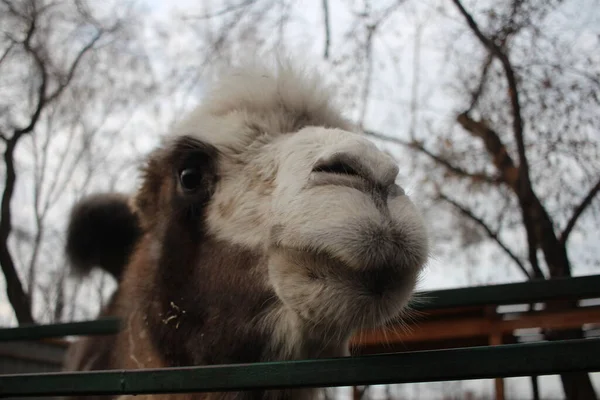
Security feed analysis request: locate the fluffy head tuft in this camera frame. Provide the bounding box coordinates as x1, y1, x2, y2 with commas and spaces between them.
172, 60, 354, 152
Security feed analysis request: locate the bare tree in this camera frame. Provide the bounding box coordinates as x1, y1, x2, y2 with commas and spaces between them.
0, 0, 592, 397
0, 0, 156, 324
363, 1, 599, 398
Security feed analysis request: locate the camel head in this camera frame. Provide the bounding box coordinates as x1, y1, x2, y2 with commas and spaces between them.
131, 63, 428, 352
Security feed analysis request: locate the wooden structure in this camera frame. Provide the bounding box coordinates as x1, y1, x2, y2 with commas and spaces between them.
350, 276, 600, 400
351, 304, 600, 399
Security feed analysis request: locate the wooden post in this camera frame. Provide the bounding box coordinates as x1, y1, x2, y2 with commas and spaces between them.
490, 333, 505, 400
486, 305, 505, 400
353, 386, 364, 400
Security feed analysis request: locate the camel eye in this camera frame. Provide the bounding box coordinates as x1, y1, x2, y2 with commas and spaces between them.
179, 168, 202, 193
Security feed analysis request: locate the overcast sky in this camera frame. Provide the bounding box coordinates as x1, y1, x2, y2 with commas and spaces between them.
1, 0, 598, 398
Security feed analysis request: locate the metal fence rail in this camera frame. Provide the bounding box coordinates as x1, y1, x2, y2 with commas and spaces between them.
1, 339, 599, 397
0, 275, 599, 397
1, 274, 598, 342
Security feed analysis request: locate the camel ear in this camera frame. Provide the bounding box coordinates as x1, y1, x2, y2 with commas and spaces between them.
134, 136, 219, 229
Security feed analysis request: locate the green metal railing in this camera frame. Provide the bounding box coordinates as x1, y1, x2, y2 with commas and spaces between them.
1, 275, 599, 397
1, 340, 600, 397
1, 274, 598, 342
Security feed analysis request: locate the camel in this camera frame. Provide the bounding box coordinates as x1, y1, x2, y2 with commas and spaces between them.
63, 61, 429, 400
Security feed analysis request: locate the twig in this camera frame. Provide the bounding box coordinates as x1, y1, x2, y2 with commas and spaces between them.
358, 24, 375, 129
438, 192, 532, 279
182, 0, 256, 20
322, 0, 331, 59
560, 176, 600, 244
0, 42, 15, 66
408, 23, 423, 140
468, 53, 493, 112
364, 130, 499, 185
46, 30, 103, 104
14, 17, 48, 138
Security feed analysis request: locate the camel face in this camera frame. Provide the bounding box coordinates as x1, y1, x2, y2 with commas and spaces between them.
192, 121, 428, 336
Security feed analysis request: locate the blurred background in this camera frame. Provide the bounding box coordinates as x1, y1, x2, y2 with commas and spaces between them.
0, 0, 599, 398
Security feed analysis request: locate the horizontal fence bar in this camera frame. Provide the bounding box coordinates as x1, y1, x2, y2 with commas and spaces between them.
416, 274, 600, 310
0, 317, 120, 341
1, 338, 599, 397
0, 275, 598, 342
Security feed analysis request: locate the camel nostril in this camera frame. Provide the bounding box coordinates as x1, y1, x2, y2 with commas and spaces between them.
311, 151, 399, 188
312, 159, 362, 178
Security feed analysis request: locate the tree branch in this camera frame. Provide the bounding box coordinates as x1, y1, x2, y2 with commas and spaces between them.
467, 53, 493, 112
322, 0, 331, 59
1, 138, 35, 324
364, 129, 500, 185
1, 0, 26, 19
14, 25, 103, 139
456, 112, 520, 190
46, 29, 103, 104
182, 0, 256, 20
358, 24, 375, 128
438, 192, 532, 279
0, 42, 15, 66
455, 112, 550, 279
452, 0, 531, 191
408, 22, 423, 140
13, 14, 47, 138
560, 176, 600, 244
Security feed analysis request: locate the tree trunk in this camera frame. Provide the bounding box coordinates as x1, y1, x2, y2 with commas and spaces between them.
560, 373, 598, 400
531, 375, 540, 400
545, 326, 597, 400
0, 245, 34, 324
1, 139, 35, 325
523, 193, 596, 399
